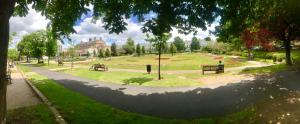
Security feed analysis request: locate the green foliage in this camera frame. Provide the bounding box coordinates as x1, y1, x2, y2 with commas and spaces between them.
204, 37, 212, 41
242, 64, 289, 74
105, 48, 111, 57
93, 50, 96, 57
45, 29, 57, 58
136, 44, 141, 56
67, 46, 76, 58
86, 51, 90, 57
110, 42, 118, 56
202, 42, 231, 54
173, 36, 186, 52
98, 49, 104, 58
18, 30, 48, 62
190, 37, 200, 52
8, 49, 19, 61
141, 46, 146, 55
17, 38, 31, 57
169, 43, 177, 56
123, 38, 135, 55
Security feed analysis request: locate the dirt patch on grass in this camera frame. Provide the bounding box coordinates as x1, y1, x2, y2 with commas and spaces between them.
199, 74, 255, 89
155, 57, 170, 60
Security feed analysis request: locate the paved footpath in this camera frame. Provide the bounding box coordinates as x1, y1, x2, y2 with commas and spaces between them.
7, 66, 41, 110
27, 65, 298, 119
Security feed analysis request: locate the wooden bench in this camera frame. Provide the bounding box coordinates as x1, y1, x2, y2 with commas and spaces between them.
202, 65, 224, 75
6, 69, 12, 84
89, 63, 108, 71
58, 60, 64, 66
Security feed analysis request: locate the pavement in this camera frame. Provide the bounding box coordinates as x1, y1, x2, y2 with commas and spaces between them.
26, 64, 296, 119
7, 66, 41, 110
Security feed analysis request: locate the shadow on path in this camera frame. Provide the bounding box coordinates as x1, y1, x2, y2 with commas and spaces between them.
26, 65, 300, 119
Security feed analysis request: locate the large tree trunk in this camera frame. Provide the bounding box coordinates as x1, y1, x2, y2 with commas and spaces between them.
0, 0, 16, 123
284, 39, 292, 65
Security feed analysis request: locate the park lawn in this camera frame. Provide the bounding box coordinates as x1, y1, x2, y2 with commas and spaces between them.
61, 68, 202, 87
7, 104, 57, 124
18, 65, 264, 124
85, 53, 249, 70
241, 64, 290, 74
20, 65, 215, 124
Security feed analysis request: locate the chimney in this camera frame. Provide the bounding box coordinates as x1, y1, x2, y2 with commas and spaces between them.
94, 37, 96, 41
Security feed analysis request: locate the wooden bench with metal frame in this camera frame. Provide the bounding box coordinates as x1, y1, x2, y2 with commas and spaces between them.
89, 63, 108, 71
202, 65, 224, 75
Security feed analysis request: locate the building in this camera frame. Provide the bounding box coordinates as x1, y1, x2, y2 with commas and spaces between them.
75, 37, 109, 56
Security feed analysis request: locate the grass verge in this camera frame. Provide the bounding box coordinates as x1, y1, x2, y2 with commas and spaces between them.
7, 104, 57, 124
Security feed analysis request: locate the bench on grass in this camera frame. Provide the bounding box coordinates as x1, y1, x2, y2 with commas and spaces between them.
89, 63, 108, 71
202, 65, 224, 75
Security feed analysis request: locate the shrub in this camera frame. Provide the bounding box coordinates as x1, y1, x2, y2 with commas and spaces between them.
272, 55, 277, 63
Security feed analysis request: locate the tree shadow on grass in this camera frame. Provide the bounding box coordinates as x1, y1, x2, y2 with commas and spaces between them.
28, 65, 300, 120
123, 77, 153, 85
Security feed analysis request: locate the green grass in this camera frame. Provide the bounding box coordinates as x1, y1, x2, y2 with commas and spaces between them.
61, 68, 202, 87
7, 104, 57, 124
84, 53, 249, 70
242, 64, 290, 74
19, 65, 216, 124
18, 65, 265, 124
240, 50, 300, 61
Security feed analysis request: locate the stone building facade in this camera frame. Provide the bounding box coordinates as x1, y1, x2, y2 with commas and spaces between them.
75, 37, 109, 56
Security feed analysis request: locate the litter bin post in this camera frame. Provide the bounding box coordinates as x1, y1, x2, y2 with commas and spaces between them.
146, 64, 151, 74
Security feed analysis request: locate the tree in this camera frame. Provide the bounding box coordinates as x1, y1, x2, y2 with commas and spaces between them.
173, 36, 186, 52
1, 0, 219, 121
105, 48, 111, 58
8, 49, 18, 61
111, 42, 118, 56
136, 44, 141, 56
146, 33, 171, 80
98, 49, 105, 58
169, 43, 177, 56
141, 46, 146, 55
17, 36, 32, 62
204, 37, 212, 41
86, 51, 90, 58
45, 30, 57, 65
29, 31, 47, 63
67, 45, 76, 70
123, 38, 135, 55
217, 0, 300, 65
93, 50, 96, 57
190, 37, 200, 52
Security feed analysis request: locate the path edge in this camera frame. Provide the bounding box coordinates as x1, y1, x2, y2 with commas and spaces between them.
16, 66, 67, 124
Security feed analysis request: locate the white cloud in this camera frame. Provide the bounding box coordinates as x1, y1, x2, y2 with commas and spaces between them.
70, 17, 147, 46
9, 8, 49, 47
71, 17, 217, 47
8, 6, 218, 49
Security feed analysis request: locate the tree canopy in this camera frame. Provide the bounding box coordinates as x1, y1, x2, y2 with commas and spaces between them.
173, 36, 186, 52
123, 38, 135, 55
216, 0, 300, 65
190, 37, 200, 52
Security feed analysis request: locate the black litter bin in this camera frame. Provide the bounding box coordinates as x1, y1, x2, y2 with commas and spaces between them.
146, 64, 151, 74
